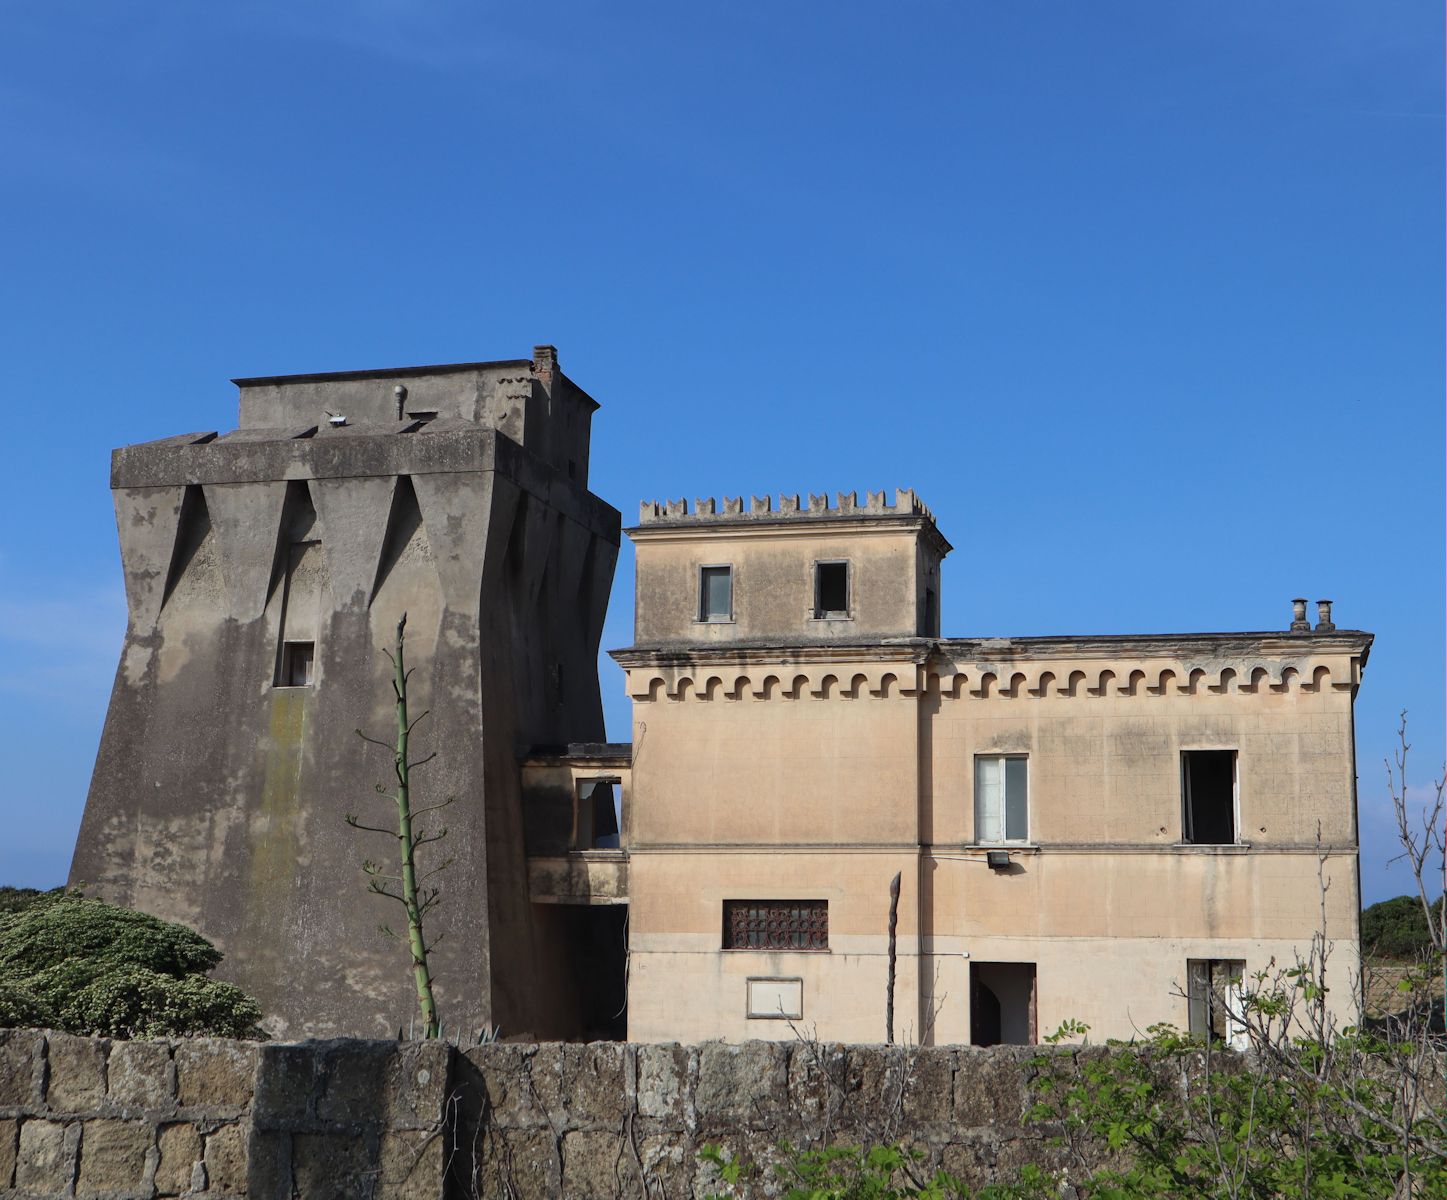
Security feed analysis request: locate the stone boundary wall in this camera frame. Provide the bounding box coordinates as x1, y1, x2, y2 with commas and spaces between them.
0, 1031, 1093, 1199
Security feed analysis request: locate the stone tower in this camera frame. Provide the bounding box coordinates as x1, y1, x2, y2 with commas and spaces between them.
70, 347, 620, 1039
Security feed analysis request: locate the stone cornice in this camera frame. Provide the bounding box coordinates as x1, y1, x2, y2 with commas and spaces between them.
611, 630, 1373, 671
612, 631, 1373, 702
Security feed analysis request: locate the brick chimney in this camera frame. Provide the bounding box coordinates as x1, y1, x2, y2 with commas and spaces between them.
533, 344, 558, 386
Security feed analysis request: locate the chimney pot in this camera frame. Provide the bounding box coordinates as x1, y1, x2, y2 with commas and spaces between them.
533, 345, 558, 375
1290, 598, 1311, 632
1315, 599, 1335, 632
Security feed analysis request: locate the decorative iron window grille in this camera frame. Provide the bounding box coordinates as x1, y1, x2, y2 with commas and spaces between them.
722, 900, 828, 951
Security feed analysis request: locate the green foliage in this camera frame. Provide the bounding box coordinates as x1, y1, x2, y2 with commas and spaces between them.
0, 892, 262, 1039
1360, 894, 1445, 960
0, 977, 56, 1029
1026, 1023, 1447, 1198
0, 886, 60, 915
0, 892, 221, 979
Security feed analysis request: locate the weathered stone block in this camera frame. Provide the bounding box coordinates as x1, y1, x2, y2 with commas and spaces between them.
252, 1043, 315, 1125
107, 1040, 174, 1110
560, 1129, 629, 1199
938, 1133, 999, 1192
46, 1033, 108, 1112
246, 1129, 291, 1200
465, 1044, 542, 1128
175, 1039, 259, 1111
900, 1047, 956, 1129
696, 1041, 788, 1129
75, 1119, 152, 1197
561, 1043, 627, 1128
378, 1130, 445, 1200
637, 1134, 691, 1198
991, 1129, 1074, 1182
0, 1030, 44, 1107
474, 1128, 557, 1198
155, 1122, 201, 1196
0, 1117, 18, 1190
516, 1043, 565, 1119
291, 1131, 374, 1199
386, 1041, 451, 1130
786, 1040, 851, 1134
203, 1122, 248, 1194
953, 1047, 1031, 1128
316, 1039, 393, 1125
15, 1120, 72, 1192
634, 1044, 688, 1123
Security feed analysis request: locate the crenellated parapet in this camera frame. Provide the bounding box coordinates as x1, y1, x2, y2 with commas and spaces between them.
637, 488, 936, 525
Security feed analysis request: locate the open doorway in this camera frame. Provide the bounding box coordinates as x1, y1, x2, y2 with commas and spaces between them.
970, 961, 1036, 1046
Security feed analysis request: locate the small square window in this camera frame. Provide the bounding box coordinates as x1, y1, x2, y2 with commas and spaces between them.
699, 565, 733, 622
975, 755, 1028, 842
813, 561, 850, 618
1187, 958, 1245, 1043
278, 641, 315, 688
1182, 750, 1236, 845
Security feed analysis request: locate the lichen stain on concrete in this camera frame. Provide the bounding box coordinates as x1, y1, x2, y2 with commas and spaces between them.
250, 689, 307, 900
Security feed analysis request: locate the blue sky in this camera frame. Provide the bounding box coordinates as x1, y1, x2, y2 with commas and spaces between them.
0, 1, 1440, 905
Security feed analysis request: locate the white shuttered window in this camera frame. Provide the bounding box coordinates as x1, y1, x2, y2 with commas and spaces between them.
975, 755, 1028, 842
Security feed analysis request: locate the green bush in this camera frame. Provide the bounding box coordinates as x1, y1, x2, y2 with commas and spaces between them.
1361, 893, 1445, 960
0, 892, 262, 1039
0, 978, 56, 1029
0, 886, 58, 915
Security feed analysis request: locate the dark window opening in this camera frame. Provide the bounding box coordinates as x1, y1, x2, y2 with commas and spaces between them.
278, 641, 315, 688
814, 561, 850, 618
971, 961, 1037, 1046
1188, 959, 1244, 1043
1183, 750, 1236, 844
924, 586, 939, 636
723, 900, 828, 951
573, 779, 620, 850
406, 410, 438, 424
699, 565, 732, 622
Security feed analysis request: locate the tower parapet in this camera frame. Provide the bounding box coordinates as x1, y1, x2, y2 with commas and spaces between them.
626, 487, 949, 648
638, 488, 936, 525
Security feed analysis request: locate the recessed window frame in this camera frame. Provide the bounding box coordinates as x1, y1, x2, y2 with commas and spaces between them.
571, 775, 623, 852
697, 563, 735, 623
1187, 958, 1246, 1045
811, 559, 852, 620
276, 640, 316, 689
1181, 749, 1239, 846
722, 899, 829, 952
974, 753, 1029, 844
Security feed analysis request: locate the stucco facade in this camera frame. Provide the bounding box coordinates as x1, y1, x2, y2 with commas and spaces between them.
614, 495, 1370, 1045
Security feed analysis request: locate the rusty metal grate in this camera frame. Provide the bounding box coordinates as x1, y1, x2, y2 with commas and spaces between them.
723, 900, 828, 951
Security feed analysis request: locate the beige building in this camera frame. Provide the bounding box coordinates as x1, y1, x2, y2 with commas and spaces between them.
607, 491, 1371, 1045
